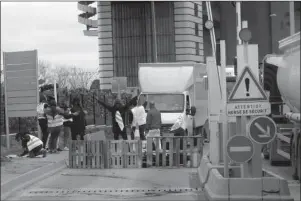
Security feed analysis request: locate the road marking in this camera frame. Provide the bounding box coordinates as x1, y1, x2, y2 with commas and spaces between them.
230, 146, 251, 152
254, 123, 271, 138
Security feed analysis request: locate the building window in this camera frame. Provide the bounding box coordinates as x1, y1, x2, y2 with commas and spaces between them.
195, 23, 199, 36
196, 42, 200, 55
194, 3, 198, 17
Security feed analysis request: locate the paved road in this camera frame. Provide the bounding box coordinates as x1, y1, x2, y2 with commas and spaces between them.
3, 142, 299, 201
6, 168, 207, 201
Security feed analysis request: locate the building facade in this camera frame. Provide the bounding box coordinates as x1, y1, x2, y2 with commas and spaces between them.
78, 1, 300, 89
79, 1, 204, 89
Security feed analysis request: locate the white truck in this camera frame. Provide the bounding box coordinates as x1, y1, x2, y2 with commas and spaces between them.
138, 63, 208, 136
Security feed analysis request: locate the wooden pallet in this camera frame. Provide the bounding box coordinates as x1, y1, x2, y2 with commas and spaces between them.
68, 136, 203, 169
69, 140, 105, 169
145, 136, 203, 168
107, 140, 142, 168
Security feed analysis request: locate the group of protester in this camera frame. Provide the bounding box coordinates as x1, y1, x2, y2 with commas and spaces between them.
16, 92, 163, 158
15, 94, 87, 158
97, 95, 162, 145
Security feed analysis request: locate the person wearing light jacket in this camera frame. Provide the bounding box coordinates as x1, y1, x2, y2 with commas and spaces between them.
130, 100, 147, 140
15, 132, 47, 158
44, 99, 72, 153
37, 94, 49, 149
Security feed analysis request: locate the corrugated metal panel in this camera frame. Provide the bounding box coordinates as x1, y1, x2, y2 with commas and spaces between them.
112, 2, 175, 87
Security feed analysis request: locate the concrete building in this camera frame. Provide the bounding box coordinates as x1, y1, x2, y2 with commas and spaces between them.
78, 1, 300, 89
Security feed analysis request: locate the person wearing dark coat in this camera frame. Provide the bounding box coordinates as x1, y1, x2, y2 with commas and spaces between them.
97, 96, 138, 140
70, 97, 87, 141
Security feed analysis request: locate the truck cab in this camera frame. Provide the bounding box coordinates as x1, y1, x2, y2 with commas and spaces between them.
139, 91, 193, 135
137, 63, 208, 136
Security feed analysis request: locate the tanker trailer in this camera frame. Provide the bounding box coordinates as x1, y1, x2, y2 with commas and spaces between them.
262, 32, 300, 181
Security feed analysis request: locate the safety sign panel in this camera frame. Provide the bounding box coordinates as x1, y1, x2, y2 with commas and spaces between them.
248, 116, 277, 145
227, 66, 271, 116
227, 135, 254, 163
227, 102, 271, 116
228, 67, 268, 102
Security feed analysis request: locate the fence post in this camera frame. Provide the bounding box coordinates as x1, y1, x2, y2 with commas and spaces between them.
93, 92, 96, 125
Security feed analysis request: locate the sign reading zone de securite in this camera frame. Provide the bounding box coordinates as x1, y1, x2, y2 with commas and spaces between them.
227, 102, 271, 116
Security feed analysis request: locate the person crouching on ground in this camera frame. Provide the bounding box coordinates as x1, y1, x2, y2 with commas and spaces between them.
15, 131, 47, 158
44, 99, 69, 153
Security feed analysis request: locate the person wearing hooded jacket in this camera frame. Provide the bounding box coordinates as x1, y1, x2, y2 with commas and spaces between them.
97, 96, 137, 140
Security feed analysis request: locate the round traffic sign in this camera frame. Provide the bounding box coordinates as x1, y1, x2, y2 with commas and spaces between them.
239, 28, 252, 42
205, 20, 214, 30
248, 116, 277, 145
227, 135, 254, 163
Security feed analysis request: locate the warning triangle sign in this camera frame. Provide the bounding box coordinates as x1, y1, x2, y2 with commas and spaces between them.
228, 67, 268, 102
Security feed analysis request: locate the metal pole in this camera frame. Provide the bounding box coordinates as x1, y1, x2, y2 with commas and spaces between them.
93, 92, 96, 125
54, 80, 57, 103
220, 40, 229, 178
151, 1, 158, 62
104, 94, 107, 125
0, 69, 2, 135
241, 20, 250, 178
206, 1, 216, 58
3, 53, 10, 149
236, 2, 242, 45
289, 1, 295, 36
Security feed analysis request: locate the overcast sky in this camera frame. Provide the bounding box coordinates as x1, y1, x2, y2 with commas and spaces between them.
1, 2, 98, 71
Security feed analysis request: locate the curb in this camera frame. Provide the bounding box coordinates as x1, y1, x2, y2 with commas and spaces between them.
1, 158, 66, 200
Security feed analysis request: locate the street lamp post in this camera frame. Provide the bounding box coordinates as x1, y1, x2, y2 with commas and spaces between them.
151, 1, 158, 63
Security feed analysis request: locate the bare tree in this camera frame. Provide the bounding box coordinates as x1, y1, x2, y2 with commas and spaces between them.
38, 60, 52, 82
68, 67, 95, 90
52, 65, 71, 89
38, 60, 94, 90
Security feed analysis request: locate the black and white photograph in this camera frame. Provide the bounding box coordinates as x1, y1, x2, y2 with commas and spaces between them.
0, 1, 300, 200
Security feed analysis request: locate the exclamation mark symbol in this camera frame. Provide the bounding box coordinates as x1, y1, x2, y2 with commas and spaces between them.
245, 78, 250, 97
